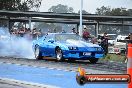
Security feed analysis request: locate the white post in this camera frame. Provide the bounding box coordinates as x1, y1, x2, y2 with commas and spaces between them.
29, 17, 31, 30
79, 0, 83, 36
96, 21, 99, 37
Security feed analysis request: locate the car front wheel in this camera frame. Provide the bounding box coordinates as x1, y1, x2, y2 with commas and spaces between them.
35, 46, 42, 60
56, 48, 63, 61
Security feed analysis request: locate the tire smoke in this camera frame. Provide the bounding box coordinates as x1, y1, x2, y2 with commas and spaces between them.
0, 27, 35, 59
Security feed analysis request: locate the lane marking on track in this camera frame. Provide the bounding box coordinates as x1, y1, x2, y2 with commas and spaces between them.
0, 62, 76, 73
0, 77, 60, 88
0, 59, 125, 74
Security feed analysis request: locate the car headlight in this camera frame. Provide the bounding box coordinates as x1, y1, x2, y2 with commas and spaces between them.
68, 46, 78, 50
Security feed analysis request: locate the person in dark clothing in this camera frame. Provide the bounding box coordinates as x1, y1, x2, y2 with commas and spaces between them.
125, 33, 132, 40
32, 28, 38, 40
101, 32, 110, 55
71, 28, 77, 34
18, 28, 25, 37
37, 29, 42, 38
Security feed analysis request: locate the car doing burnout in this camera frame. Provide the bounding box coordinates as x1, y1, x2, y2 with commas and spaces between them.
32, 33, 104, 63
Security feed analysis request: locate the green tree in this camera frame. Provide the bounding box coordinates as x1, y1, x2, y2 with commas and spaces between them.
96, 6, 111, 15
78, 10, 90, 14
25, 0, 42, 11
96, 6, 130, 16
0, 0, 42, 11
128, 9, 132, 16
96, 6, 131, 34
110, 8, 129, 16
35, 4, 75, 33
48, 4, 74, 13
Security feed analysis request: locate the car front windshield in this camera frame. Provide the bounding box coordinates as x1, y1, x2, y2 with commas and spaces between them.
55, 34, 84, 42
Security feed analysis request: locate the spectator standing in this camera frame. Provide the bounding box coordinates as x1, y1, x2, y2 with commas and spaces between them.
62, 29, 66, 33
37, 29, 42, 38
101, 32, 110, 55
125, 33, 132, 40
18, 28, 25, 37
82, 28, 90, 41
71, 28, 76, 34
91, 35, 98, 44
32, 28, 38, 40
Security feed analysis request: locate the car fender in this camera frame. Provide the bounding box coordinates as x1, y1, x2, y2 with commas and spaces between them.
55, 43, 69, 51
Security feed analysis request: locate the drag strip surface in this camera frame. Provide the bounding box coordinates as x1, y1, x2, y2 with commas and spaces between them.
0, 62, 127, 88
0, 56, 126, 74
0, 77, 58, 88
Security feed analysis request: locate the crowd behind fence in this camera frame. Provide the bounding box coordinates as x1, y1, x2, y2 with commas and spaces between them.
10, 27, 43, 40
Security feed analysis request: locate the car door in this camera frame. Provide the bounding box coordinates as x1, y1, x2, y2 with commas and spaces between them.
44, 34, 56, 56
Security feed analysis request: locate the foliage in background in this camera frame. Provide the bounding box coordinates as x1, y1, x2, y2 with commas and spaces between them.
0, 0, 42, 28
36, 5, 132, 34
96, 6, 132, 16
101, 54, 126, 63
0, 0, 42, 11
35, 4, 76, 33
78, 10, 90, 14
96, 6, 132, 35
48, 4, 74, 13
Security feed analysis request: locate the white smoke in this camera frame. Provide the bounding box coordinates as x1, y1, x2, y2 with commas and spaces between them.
0, 27, 35, 59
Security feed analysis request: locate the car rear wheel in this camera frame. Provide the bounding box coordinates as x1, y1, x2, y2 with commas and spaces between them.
35, 46, 42, 60
89, 58, 99, 64
56, 48, 63, 61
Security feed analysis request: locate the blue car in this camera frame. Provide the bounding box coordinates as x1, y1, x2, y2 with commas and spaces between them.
32, 33, 104, 63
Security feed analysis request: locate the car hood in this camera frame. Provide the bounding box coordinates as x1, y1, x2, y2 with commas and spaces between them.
114, 42, 126, 46
108, 40, 115, 44
57, 39, 100, 47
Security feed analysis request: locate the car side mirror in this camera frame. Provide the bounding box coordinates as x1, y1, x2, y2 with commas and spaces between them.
48, 39, 54, 43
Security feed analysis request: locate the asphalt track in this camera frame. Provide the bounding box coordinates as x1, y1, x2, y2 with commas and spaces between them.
0, 56, 127, 74
0, 61, 127, 88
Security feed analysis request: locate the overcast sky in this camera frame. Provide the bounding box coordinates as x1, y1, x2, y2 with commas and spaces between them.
39, 0, 132, 13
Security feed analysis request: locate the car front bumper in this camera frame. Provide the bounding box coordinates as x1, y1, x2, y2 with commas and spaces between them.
62, 50, 104, 59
